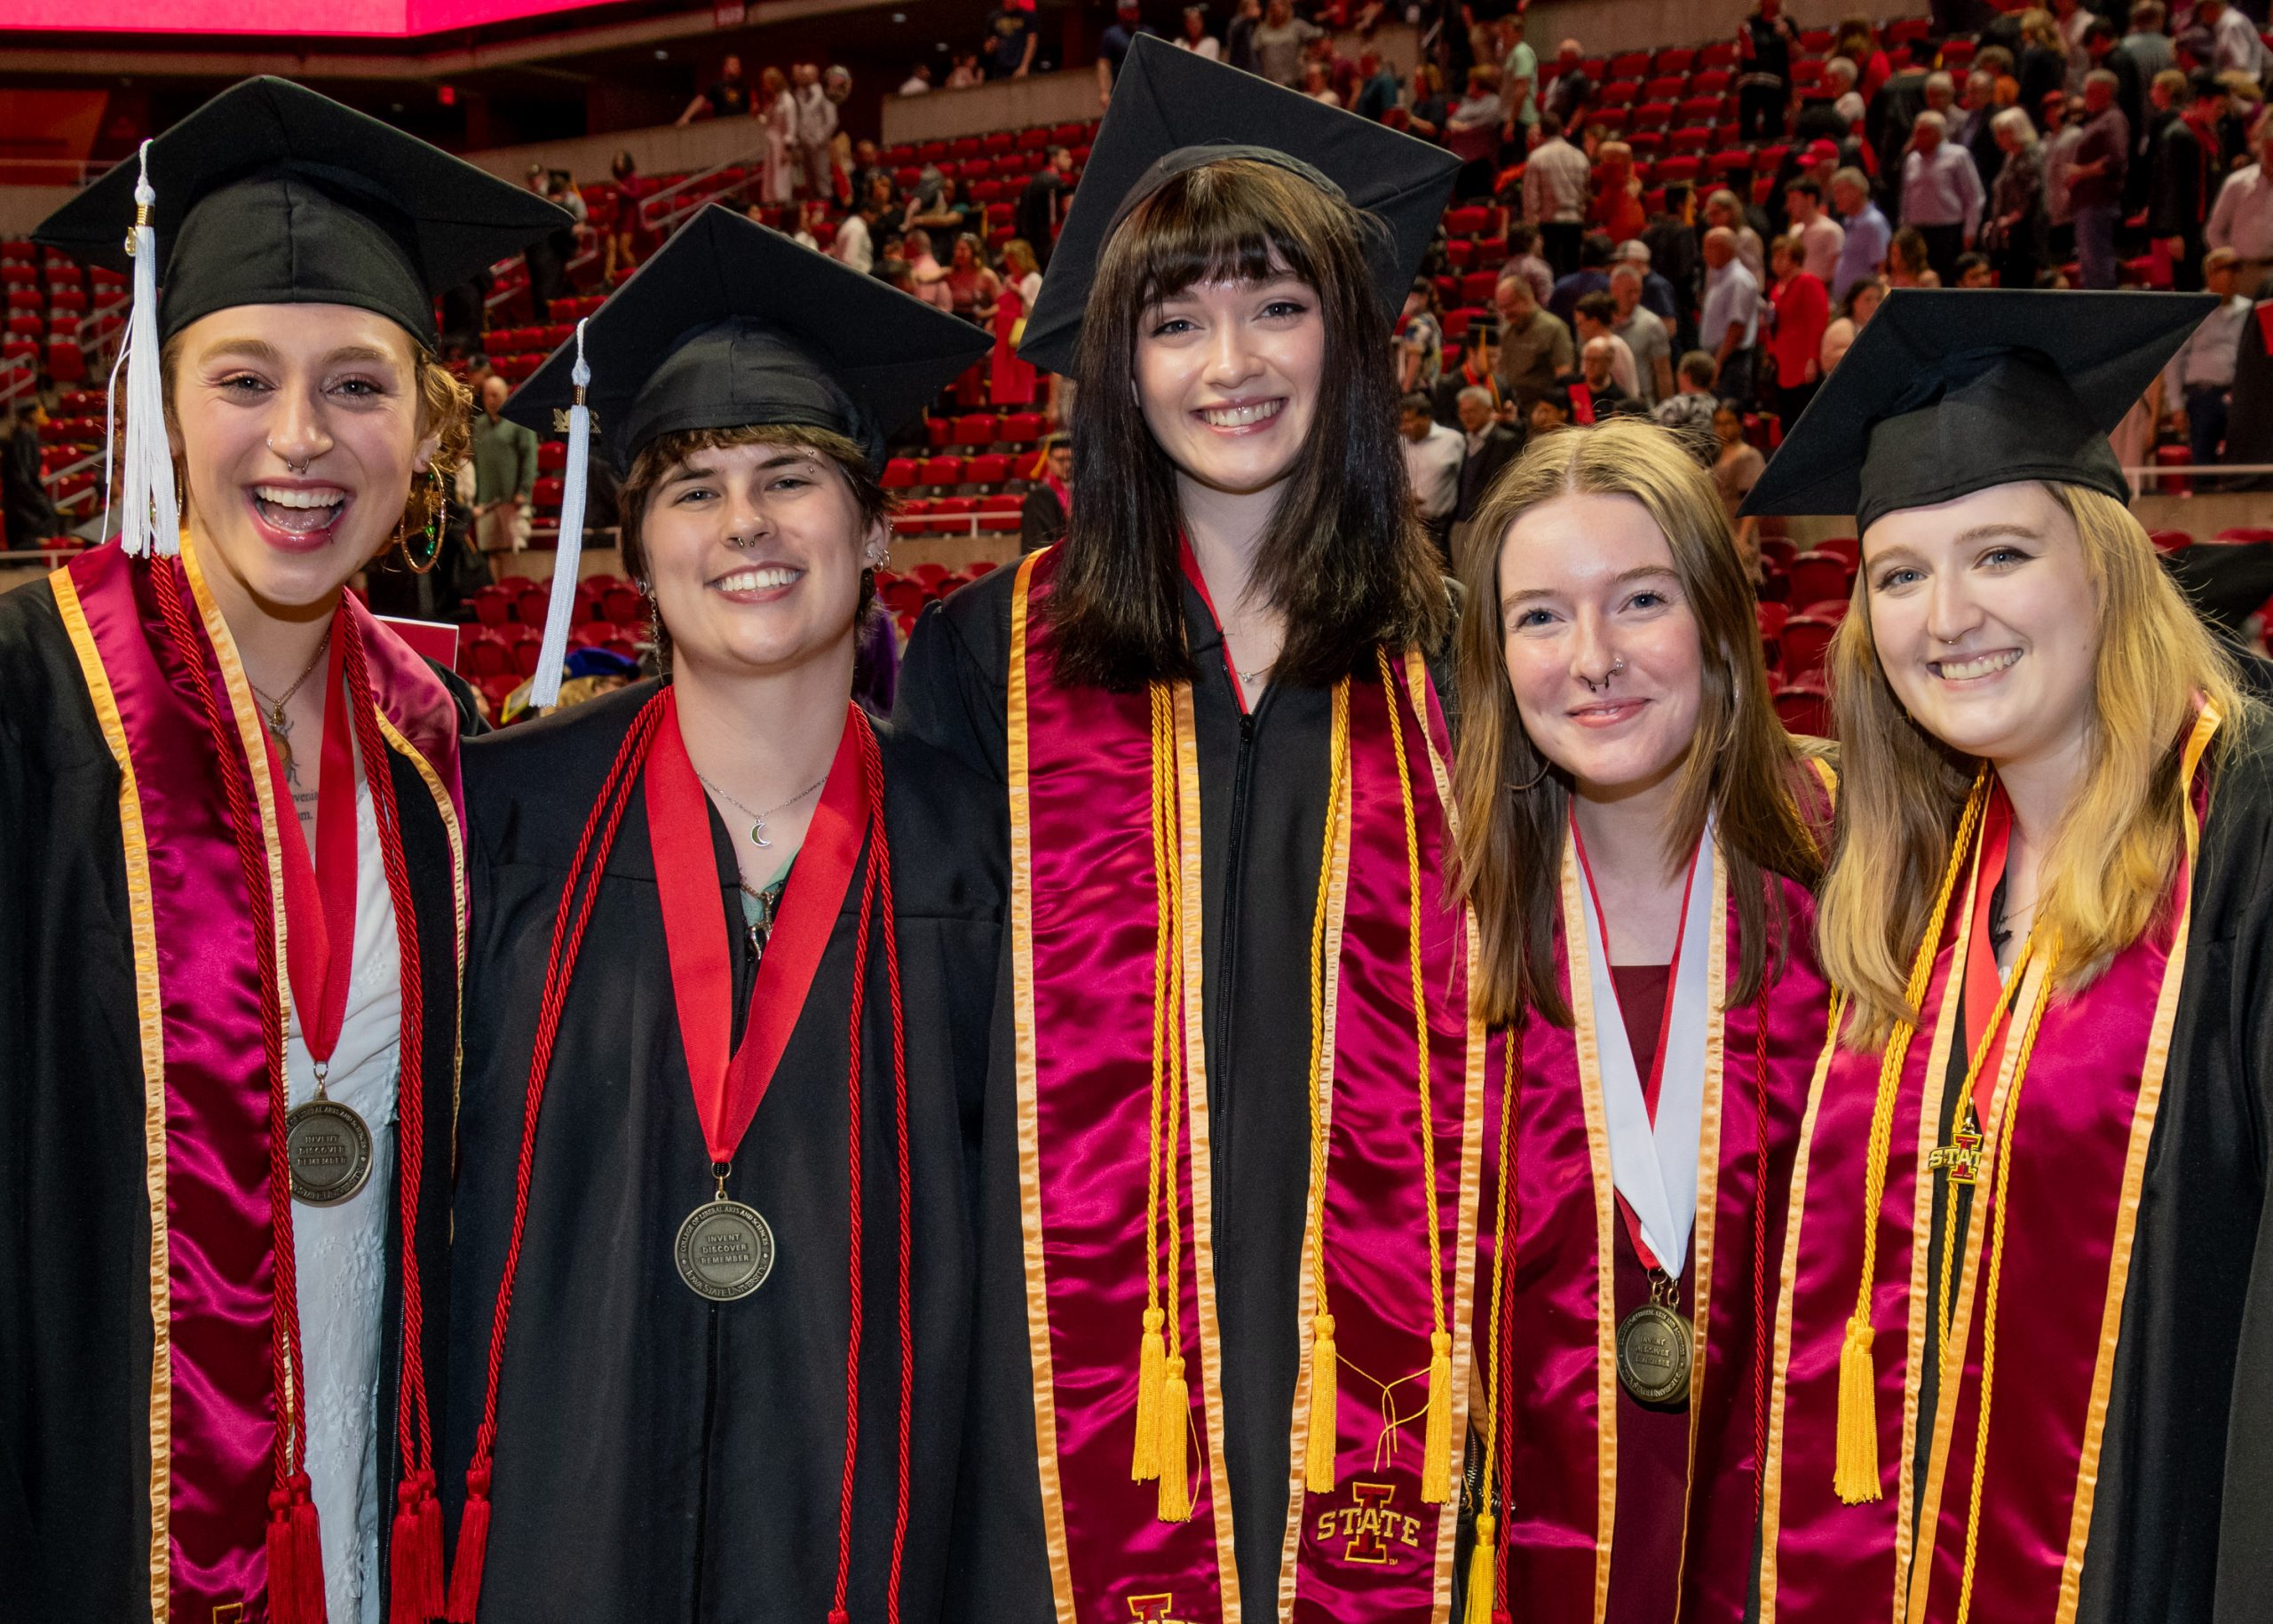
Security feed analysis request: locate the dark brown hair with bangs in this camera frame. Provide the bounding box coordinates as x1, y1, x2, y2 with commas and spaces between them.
616, 422, 891, 670
1046, 158, 1449, 691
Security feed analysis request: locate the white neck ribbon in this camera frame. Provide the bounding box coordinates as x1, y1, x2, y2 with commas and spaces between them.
1572, 816, 1717, 1280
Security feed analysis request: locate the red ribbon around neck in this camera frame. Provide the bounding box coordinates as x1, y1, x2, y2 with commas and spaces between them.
1571, 814, 1704, 1276
643, 687, 873, 1168
1961, 784, 2018, 1120
265, 618, 359, 1071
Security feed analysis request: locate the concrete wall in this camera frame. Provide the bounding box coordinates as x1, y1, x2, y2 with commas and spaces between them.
0, 186, 81, 239
880, 22, 1422, 147
1522, 0, 1926, 58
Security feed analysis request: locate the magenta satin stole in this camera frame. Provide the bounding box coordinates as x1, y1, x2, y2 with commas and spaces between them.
62, 543, 462, 1620
1505, 844, 1828, 1624
1009, 550, 1489, 1623
1764, 751, 2209, 1624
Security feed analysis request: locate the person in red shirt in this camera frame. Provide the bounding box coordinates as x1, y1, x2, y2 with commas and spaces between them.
1591, 139, 1648, 244
1763, 233, 1830, 429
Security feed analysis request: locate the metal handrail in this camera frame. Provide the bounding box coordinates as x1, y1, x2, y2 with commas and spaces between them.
638, 145, 774, 237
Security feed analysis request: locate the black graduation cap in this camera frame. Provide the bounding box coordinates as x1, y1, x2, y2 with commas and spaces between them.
36, 76, 567, 350
1017, 33, 1459, 376
505, 203, 993, 473
1742, 289, 2217, 532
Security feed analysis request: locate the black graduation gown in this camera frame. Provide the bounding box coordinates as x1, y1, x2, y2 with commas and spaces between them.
1891, 714, 2273, 1624
2087, 716, 2273, 1622
0, 575, 465, 1622
442, 679, 1001, 1622
891, 564, 1456, 1620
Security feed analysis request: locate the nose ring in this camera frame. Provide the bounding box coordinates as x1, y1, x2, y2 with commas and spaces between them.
266, 436, 309, 476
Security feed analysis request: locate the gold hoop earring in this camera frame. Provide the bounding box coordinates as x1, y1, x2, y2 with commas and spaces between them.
399, 464, 447, 574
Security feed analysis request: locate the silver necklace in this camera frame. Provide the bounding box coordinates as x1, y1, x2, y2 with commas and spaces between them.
696, 771, 828, 848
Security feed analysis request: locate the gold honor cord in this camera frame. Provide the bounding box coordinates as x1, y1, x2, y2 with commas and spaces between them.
1467, 1035, 1518, 1624
1836, 770, 1990, 1504
1951, 933, 2060, 1624
1132, 681, 1194, 1520
1377, 646, 1456, 1505
1303, 679, 1354, 1496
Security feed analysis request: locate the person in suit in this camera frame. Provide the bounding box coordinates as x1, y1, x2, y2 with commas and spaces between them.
1453, 383, 1525, 522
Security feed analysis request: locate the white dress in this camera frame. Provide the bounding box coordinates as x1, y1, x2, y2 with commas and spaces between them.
763, 90, 797, 205
284, 771, 401, 1624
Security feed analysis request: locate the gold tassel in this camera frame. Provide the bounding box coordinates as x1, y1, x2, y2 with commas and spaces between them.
1834, 1313, 1881, 1503
1464, 1514, 1498, 1624
1304, 1312, 1339, 1494
1422, 1330, 1453, 1503
1132, 1307, 1166, 1482
1156, 1356, 1192, 1522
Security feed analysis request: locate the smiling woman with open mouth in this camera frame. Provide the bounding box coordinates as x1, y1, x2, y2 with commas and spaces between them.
1746, 288, 2273, 1624
0, 77, 564, 1624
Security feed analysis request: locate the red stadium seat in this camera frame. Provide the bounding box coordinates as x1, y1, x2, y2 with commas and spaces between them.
882, 457, 921, 490
917, 455, 964, 487
965, 453, 1013, 486
1813, 535, 1859, 570
601, 585, 645, 624
1778, 616, 1837, 678
953, 414, 1000, 447
1773, 681, 1830, 737
998, 412, 1048, 444
537, 440, 567, 471
1786, 551, 1850, 607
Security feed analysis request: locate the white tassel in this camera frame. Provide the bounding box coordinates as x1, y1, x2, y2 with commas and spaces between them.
115, 139, 178, 558
529, 318, 591, 709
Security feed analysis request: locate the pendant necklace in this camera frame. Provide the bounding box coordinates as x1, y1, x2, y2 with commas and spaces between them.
739, 875, 788, 959
248, 625, 334, 784
696, 769, 828, 849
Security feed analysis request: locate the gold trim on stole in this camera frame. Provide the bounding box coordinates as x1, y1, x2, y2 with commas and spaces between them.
1170, 679, 1244, 1617
1903, 944, 2048, 1624
1005, 553, 1080, 1622
1557, 844, 1624, 1624
376, 714, 470, 1197
1889, 847, 1982, 1624
179, 536, 306, 1440
1670, 845, 1733, 1602
1754, 991, 1850, 1623
1404, 648, 1485, 1624
1276, 687, 1356, 1620
51, 564, 174, 1623
2052, 705, 2217, 1621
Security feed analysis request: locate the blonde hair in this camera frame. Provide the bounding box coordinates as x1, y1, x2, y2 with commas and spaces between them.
1817, 481, 2252, 1042
1450, 418, 1829, 1026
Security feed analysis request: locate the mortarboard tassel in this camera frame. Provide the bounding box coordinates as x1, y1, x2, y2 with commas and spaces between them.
529, 319, 592, 709
110, 139, 179, 558
1156, 1355, 1192, 1523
